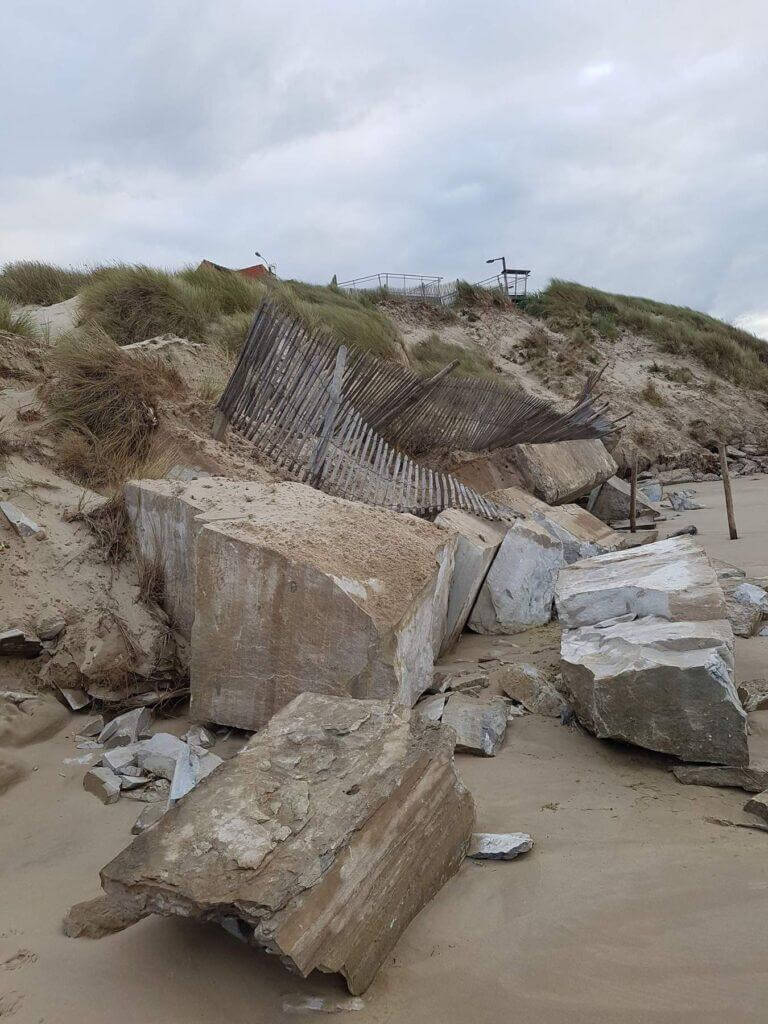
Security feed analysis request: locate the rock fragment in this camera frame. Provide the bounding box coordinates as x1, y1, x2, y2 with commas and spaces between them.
492, 663, 566, 717
0, 500, 46, 539
441, 693, 508, 756
736, 679, 768, 713
468, 833, 533, 860
131, 801, 168, 834
98, 708, 152, 749
0, 628, 42, 658
135, 732, 188, 780
591, 476, 661, 524
184, 725, 215, 749
672, 762, 768, 793
56, 687, 91, 712
83, 767, 121, 804
416, 694, 447, 723
63, 895, 148, 938
723, 582, 768, 638
512, 439, 617, 505
100, 693, 475, 995
468, 520, 563, 635
744, 791, 768, 824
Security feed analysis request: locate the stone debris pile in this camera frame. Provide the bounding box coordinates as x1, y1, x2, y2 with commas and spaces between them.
93, 694, 475, 995
556, 536, 748, 766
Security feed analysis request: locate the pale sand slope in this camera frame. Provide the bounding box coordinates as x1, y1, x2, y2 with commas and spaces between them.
1, 476, 768, 1023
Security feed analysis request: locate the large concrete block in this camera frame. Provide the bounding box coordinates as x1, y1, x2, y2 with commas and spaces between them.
560, 616, 747, 765
100, 694, 475, 995
434, 509, 508, 654
191, 485, 456, 730
487, 485, 623, 564
448, 448, 525, 493
124, 477, 275, 638
555, 537, 727, 628
467, 520, 563, 635
513, 440, 617, 505
591, 475, 661, 525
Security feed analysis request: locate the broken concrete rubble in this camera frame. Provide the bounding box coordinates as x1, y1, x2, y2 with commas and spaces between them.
662, 489, 704, 512
468, 519, 563, 635
512, 439, 617, 505
591, 476, 661, 525
63, 895, 149, 938
98, 708, 151, 749
555, 536, 727, 628
493, 662, 566, 717
0, 628, 42, 658
467, 833, 533, 860
736, 679, 768, 713
560, 616, 747, 765
672, 762, 768, 793
723, 581, 768, 638
744, 791, 768, 823
0, 500, 46, 539
486, 485, 623, 564
99, 693, 475, 995
434, 509, 508, 654
83, 767, 122, 804
441, 693, 508, 756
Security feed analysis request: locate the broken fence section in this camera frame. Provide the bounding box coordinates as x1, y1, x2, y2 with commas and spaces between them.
215, 303, 616, 520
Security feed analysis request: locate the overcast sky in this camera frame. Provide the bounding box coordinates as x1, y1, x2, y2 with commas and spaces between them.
2, 1, 767, 335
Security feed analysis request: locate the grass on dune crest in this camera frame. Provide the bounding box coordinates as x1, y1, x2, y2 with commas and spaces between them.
0, 298, 39, 339
0, 260, 96, 306
521, 279, 768, 392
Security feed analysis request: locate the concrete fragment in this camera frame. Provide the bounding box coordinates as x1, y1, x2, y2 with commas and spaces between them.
591, 476, 661, 524
63, 895, 149, 938
555, 537, 727, 628
468, 520, 563, 635
122, 779, 170, 803
737, 679, 768, 712
190, 484, 455, 730
100, 746, 139, 774
492, 662, 566, 717
441, 693, 507, 756
120, 774, 149, 791
83, 767, 122, 804
712, 560, 746, 581
184, 725, 215, 749
135, 733, 188, 780
638, 480, 663, 503
724, 582, 768, 638
468, 833, 533, 860
672, 762, 768, 793
0, 628, 42, 658
192, 751, 223, 784
283, 996, 365, 1014
169, 746, 196, 803
0, 500, 46, 539
79, 715, 104, 738
56, 687, 91, 711
487, 485, 623, 564
434, 509, 508, 654
662, 489, 704, 512
512, 439, 617, 505
744, 791, 768, 823
416, 693, 447, 722
131, 800, 168, 834
560, 616, 747, 765
98, 707, 152, 749
431, 666, 489, 693
100, 693, 475, 995
37, 615, 66, 640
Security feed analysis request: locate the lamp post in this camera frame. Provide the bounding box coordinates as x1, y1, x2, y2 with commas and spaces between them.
255, 250, 276, 275
486, 256, 508, 296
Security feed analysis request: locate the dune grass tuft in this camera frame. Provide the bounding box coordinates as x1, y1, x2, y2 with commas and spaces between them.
0, 298, 39, 339
42, 326, 186, 487
0, 260, 94, 306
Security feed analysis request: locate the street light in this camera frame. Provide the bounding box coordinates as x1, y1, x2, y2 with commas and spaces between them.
255, 250, 276, 275
486, 255, 508, 295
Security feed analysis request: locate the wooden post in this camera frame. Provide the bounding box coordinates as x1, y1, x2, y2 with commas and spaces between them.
629, 455, 638, 533
310, 346, 347, 486
211, 409, 229, 441
718, 443, 738, 540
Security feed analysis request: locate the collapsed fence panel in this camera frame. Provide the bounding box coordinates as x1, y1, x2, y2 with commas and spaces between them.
216, 303, 620, 520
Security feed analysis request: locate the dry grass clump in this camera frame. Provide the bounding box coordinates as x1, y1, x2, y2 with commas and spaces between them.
0, 260, 94, 306
207, 310, 254, 355
179, 264, 266, 318
42, 326, 186, 487
0, 299, 39, 339
78, 265, 207, 346
641, 379, 666, 406
409, 332, 496, 378
66, 493, 132, 564
523, 279, 768, 392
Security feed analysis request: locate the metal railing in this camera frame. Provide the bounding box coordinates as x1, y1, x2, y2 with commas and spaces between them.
337, 269, 530, 306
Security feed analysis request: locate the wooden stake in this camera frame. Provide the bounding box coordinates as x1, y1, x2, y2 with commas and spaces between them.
629, 455, 638, 533
211, 409, 229, 441
719, 443, 738, 540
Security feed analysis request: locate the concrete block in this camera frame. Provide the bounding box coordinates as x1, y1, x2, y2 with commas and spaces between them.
191, 484, 456, 731
83, 766, 121, 804
513, 439, 617, 505
591, 475, 661, 524
468, 520, 563, 635
441, 693, 507, 756
434, 509, 508, 654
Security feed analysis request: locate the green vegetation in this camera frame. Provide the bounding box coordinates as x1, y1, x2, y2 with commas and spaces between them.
521, 279, 768, 391
0, 260, 94, 306
0, 298, 38, 339
409, 332, 497, 379
43, 326, 185, 487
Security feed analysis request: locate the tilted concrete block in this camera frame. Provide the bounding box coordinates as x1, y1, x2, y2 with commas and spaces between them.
191, 485, 455, 730
555, 537, 727, 628
434, 509, 508, 655
513, 439, 617, 505
468, 519, 563, 635
591, 475, 661, 525
100, 694, 475, 995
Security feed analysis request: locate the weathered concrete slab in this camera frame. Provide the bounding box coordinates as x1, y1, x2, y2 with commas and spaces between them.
468, 520, 563, 635
448, 447, 525, 494
434, 509, 508, 654
467, 833, 533, 860
555, 537, 727, 628
591, 476, 661, 525
191, 485, 455, 730
487, 485, 623, 564
441, 693, 507, 755
100, 694, 475, 995
560, 616, 747, 765
672, 762, 768, 793
513, 440, 617, 505
744, 791, 768, 823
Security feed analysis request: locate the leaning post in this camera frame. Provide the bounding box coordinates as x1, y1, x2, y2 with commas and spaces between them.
629, 455, 638, 533
718, 443, 738, 540
211, 409, 229, 441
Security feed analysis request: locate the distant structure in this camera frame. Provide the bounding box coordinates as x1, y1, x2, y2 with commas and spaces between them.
197, 259, 273, 280
337, 264, 531, 306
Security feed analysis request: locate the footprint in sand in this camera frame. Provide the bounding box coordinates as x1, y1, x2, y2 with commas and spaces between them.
0, 991, 23, 1017
0, 950, 37, 972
